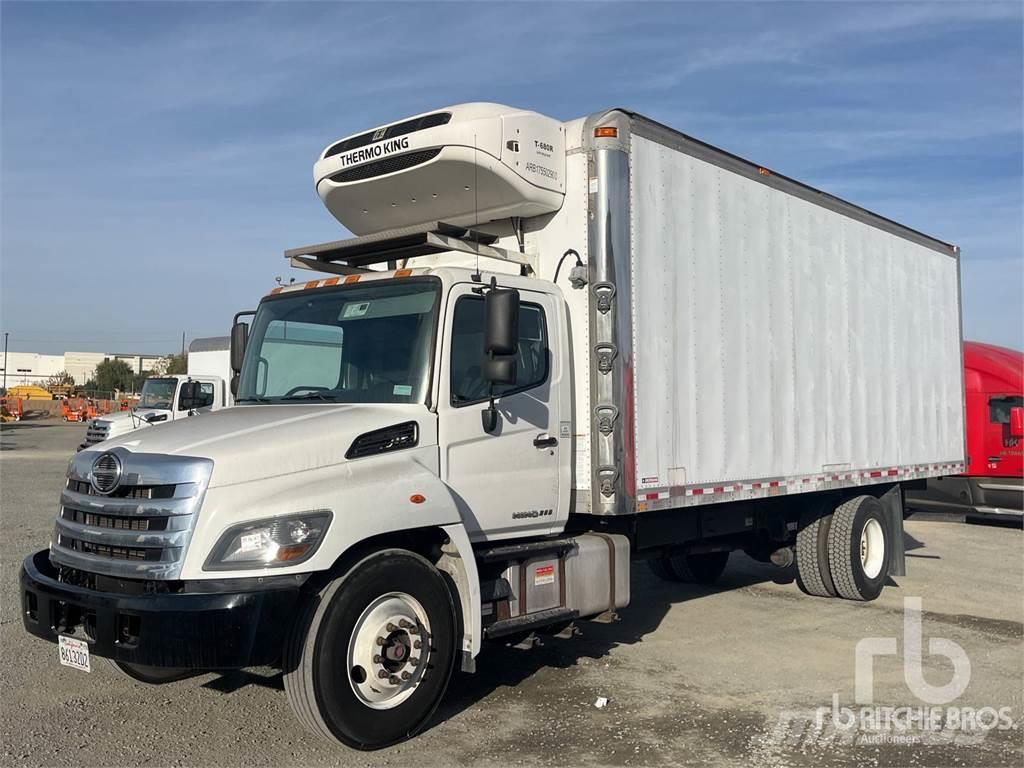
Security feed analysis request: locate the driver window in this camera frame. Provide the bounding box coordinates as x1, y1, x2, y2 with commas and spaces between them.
450, 296, 548, 406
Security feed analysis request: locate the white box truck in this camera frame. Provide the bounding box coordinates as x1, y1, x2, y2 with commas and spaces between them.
80, 336, 233, 449
21, 104, 965, 749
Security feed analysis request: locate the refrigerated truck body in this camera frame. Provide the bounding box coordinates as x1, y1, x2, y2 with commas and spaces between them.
21, 103, 965, 749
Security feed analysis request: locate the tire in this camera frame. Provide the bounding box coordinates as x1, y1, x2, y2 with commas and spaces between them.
796, 503, 838, 598
828, 495, 891, 601
649, 550, 730, 584
108, 659, 194, 684
284, 550, 457, 750
646, 557, 674, 581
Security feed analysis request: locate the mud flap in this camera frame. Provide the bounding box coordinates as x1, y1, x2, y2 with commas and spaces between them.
880, 484, 906, 578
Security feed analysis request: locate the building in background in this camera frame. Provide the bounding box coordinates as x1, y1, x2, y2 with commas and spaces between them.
1, 350, 167, 387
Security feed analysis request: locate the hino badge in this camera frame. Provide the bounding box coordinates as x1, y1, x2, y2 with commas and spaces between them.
20, 103, 966, 750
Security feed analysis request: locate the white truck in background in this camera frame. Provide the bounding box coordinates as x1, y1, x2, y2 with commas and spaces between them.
22, 103, 965, 750
81, 337, 233, 448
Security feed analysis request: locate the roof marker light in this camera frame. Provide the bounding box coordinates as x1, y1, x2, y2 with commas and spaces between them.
594, 127, 618, 138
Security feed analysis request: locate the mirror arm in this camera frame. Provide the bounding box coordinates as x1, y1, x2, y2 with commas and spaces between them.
481, 370, 499, 433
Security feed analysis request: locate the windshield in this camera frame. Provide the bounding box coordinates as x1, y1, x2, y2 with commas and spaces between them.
138, 378, 177, 409
236, 278, 440, 404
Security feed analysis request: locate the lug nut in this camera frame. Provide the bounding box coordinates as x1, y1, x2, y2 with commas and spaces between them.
389, 675, 400, 685
401, 671, 411, 680
409, 657, 420, 667
375, 636, 386, 646
373, 654, 383, 664
377, 669, 389, 679
413, 640, 422, 649
386, 622, 398, 632
399, 619, 413, 629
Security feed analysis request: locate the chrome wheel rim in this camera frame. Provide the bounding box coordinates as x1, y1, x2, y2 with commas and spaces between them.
347, 592, 430, 710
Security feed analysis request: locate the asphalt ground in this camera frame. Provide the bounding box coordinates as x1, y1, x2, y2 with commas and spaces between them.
1, 420, 1021, 767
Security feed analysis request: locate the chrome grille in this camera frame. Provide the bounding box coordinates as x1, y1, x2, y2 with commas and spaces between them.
61, 508, 168, 531
67, 479, 175, 499
50, 448, 213, 580
85, 422, 111, 444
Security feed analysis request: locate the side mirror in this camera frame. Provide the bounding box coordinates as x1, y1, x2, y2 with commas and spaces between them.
483, 287, 519, 356
1010, 406, 1024, 438
230, 321, 248, 374
479, 283, 520, 433
481, 356, 517, 386
178, 381, 201, 411
144, 413, 169, 424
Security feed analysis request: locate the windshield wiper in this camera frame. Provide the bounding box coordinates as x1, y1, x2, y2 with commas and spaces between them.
280, 392, 339, 402
236, 396, 271, 403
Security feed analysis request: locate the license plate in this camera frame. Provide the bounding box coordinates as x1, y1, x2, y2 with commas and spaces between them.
58, 635, 91, 672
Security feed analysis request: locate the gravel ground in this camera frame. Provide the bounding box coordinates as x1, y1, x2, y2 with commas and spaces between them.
1, 420, 1021, 767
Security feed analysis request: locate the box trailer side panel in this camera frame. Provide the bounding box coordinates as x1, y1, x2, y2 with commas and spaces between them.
629, 131, 965, 505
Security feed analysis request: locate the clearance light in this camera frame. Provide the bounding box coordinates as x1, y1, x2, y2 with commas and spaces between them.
344, 275, 361, 284
410, 494, 426, 505
594, 127, 618, 138
394, 268, 413, 278
758, 167, 771, 177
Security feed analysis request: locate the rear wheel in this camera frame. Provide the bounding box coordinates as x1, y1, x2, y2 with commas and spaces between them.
796, 502, 838, 598
648, 550, 730, 584
284, 550, 457, 750
828, 495, 891, 601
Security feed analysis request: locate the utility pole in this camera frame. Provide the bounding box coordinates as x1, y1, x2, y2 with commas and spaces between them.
181, 331, 185, 358
2, 332, 8, 393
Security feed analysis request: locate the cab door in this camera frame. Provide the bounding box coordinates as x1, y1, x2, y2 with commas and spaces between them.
438, 283, 568, 541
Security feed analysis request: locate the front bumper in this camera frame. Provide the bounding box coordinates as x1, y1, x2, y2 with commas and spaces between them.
20, 550, 308, 669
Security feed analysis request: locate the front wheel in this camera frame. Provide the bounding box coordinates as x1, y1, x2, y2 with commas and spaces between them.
284, 550, 457, 750
108, 660, 194, 684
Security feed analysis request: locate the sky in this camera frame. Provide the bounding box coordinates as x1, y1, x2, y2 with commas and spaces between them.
1, 0, 1021, 356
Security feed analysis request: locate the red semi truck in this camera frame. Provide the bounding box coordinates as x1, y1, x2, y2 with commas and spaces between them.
906, 341, 1023, 523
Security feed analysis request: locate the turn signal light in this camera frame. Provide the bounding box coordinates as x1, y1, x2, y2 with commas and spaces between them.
275, 544, 313, 562
410, 494, 426, 505
594, 127, 618, 138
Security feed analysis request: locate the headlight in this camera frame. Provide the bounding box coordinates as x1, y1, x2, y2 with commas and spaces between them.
203, 511, 332, 571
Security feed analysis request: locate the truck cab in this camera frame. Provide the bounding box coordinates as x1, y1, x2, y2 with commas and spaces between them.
906, 342, 1023, 522
81, 373, 227, 449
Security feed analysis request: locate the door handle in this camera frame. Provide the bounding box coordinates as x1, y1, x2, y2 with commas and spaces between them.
533, 434, 558, 449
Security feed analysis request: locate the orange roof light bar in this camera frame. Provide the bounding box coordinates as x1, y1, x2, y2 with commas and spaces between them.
394, 268, 413, 278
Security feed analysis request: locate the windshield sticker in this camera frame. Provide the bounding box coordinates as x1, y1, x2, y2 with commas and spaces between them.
393, 384, 413, 396
341, 301, 370, 319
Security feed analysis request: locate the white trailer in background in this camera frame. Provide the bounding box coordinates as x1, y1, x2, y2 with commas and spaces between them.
22, 104, 964, 750
81, 337, 232, 448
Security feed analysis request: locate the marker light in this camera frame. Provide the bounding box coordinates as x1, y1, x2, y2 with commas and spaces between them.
594, 127, 618, 138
